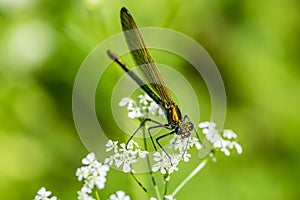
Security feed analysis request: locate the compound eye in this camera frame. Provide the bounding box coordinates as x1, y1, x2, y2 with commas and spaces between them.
184, 122, 194, 132
188, 122, 194, 131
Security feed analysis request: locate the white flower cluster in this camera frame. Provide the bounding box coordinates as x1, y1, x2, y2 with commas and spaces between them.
108, 190, 131, 200
34, 187, 57, 200
199, 122, 242, 156
119, 93, 164, 119
34, 92, 243, 200
151, 135, 202, 175
104, 140, 148, 173
75, 153, 110, 200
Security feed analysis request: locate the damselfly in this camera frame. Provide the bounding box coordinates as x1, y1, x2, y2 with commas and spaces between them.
107, 7, 196, 161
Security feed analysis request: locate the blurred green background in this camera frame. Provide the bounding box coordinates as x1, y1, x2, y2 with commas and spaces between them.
1, 0, 300, 199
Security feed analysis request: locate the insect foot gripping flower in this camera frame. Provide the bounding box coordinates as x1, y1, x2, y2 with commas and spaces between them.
108, 190, 131, 200
34, 187, 57, 200
104, 140, 148, 173
199, 121, 243, 156
76, 153, 110, 199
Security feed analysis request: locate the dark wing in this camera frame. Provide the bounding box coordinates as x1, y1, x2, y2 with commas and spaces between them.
120, 7, 173, 104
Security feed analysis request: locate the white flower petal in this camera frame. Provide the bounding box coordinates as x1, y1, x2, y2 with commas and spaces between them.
119, 97, 130, 106
223, 129, 237, 139
82, 153, 96, 165
199, 121, 210, 128
221, 147, 231, 156
233, 142, 243, 154
139, 150, 148, 158
109, 190, 130, 200
128, 111, 137, 118
160, 168, 167, 174
152, 164, 160, 172
123, 163, 131, 173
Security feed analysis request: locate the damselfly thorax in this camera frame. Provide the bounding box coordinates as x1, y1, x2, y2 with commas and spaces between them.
164, 102, 194, 138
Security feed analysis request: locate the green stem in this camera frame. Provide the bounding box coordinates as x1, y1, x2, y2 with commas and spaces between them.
95, 190, 100, 200
171, 158, 209, 197
163, 173, 170, 198
142, 125, 162, 200
154, 183, 162, 200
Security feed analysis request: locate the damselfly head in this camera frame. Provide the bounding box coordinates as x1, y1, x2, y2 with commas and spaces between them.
177, 122, 194, 138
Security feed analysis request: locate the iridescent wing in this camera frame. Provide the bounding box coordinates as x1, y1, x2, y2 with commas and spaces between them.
120, 7, 173, 104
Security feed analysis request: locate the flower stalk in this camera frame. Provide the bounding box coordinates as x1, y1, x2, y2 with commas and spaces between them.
171, 158, 209, 197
